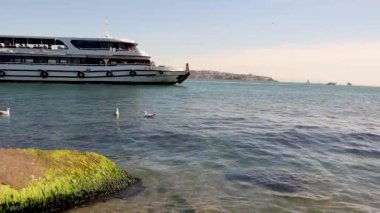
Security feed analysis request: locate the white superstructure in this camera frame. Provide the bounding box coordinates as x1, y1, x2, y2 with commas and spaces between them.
0, 35, 190, 84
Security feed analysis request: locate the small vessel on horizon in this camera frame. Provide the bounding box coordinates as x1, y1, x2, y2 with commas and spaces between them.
347, 82, 352, 86
326, 82, 337, 86
0, 35, 190, 84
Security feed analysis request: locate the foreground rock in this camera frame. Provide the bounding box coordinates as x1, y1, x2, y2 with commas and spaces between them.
190, 70, 277, 82
0, 148, 139, 212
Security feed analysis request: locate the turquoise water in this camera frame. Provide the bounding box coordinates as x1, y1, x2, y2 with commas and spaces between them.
0, 80, 379, 212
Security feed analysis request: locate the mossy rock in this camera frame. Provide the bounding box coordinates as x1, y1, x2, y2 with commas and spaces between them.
0, 148, 139, 212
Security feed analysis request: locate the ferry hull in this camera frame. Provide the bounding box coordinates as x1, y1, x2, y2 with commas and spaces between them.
0, 65, 189, 85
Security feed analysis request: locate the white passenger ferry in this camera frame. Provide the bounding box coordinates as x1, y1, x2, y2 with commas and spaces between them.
0, 35, 190, 84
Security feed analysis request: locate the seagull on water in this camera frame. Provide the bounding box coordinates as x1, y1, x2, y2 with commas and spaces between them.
144, 111, 156, 118
114, 108, 119, 118
0, 108, 10, 117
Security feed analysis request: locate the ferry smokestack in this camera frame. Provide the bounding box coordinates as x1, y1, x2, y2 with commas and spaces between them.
186, 63, 189, 72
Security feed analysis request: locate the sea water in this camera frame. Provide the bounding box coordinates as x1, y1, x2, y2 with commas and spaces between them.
0, 80, 379, 212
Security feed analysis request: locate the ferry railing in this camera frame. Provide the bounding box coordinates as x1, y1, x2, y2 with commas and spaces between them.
74, 48, 135, 52
0, 62, 152, 66
0, 46, 68, 50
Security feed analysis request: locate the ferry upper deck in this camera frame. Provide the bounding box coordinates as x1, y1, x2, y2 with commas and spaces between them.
0, 35, 148, 58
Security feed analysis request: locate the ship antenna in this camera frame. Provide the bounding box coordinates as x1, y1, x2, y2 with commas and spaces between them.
103, 17, 112, 38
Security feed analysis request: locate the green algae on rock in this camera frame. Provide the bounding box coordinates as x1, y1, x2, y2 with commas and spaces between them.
0, 148, 139, 212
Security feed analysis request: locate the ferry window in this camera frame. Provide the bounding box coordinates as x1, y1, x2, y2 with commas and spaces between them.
72, 58, 80, 64
60, 59, 68, 64
125, 59, 150, 64
34, 58, 48, 64
71, 40, 101, 49
71, 40, 134, 50
0, 37, 68, 50
55, 40, 65, 45
100, 42, 112, 49
48, 59, 57, 64
0, 56, 9, 62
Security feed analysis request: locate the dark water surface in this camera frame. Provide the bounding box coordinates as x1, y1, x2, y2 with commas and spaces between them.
1, 80, 379, 212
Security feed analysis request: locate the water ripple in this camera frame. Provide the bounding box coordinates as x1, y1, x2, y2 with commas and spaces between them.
1, 81, 379, 212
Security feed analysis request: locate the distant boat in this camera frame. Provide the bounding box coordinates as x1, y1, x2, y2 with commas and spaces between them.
347, 82, 352, 86
307, 80, 310, 84
326, 82, 337, 86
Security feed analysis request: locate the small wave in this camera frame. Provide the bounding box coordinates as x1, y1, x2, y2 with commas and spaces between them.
225, 170, 306, 193
343, 148, 380, 159
347, 132, 380, 142
140, 132, 207, 154
294, 125, 321, 130
256, 132, 305, 150
201, 116, 246, 126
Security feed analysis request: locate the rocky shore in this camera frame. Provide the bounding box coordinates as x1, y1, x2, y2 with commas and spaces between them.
190, 70, 277, 82
0, 149, 139, 212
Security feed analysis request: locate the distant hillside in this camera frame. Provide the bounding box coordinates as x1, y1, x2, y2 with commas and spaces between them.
190, 70, 277, 82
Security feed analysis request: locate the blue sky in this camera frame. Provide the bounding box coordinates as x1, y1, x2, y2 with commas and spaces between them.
1, 0, 380, 85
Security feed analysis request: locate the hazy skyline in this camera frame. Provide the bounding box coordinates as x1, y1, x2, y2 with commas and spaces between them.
1, 0, 379, 86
